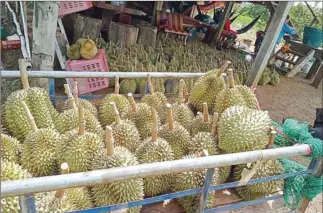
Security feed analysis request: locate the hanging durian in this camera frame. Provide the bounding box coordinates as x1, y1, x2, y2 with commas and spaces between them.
55, 84, 103, 137
80, 37, 98, 60
92, 126, 144, 213
124, 93, 161, 139
214, 69, 258, 114
1, 160, 32, 213
1, 133, 21, 163
159, 104, 191, 159
3, 59, 57, 141
190, 102, 213, 135
110, 102, 141, 153
218, 106, 270, 153
57, 106, 103, 173
171, 79, 194, 131
141, 74, 167, 124
135, 107, 174, 196
99, 76, 130, 126
67, 43, 81, 60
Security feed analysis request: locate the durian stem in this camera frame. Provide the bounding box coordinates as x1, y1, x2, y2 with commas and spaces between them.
54, 163, 69, 198
217, 61, 231, 77
211, 113, 219, 137
202, 102, 209, 123
178, 80, 185, 105
147, 74, 155, 95
166, 104, 174, 131
21, 101, 38, 131
78, 106, 84, 124
19, 59, 30, 90
78, 121, 86, 135
64, 84, 77, 109
267, 130, 277, 149
182, 80, 189, 104
105, 126, 115, 156
110, 102, 121, 125
73, 81, 79, 106
151, 107, 158, 142
114, 76, 120, 94
127, 93, 137, 112
227, 69, 235, 88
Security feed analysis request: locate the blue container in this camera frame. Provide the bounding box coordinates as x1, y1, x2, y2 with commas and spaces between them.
302, 26, 323, 48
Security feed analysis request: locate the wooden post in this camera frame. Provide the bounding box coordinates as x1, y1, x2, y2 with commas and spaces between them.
31, 2, 59, 88
312, 63, 323, 88
151, 1, 163, 26
73, 15, 102, 42
212, 2, 233, 44
245, 1, 293, 87
109, 22, 139, 47
306, 60, 322, 79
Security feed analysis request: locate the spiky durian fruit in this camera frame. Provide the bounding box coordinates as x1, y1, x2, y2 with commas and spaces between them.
67, 44, 81, 60
20, 102, 60, 177
110, 102, 141, 153
190, 103, 212, 135
92, 127, 144, 213
171, 79, 194, 131
1, 134, 20, 163
232, 160, 284, 200
159, 104, 191, 159
258, 68, 271, 86
141, 74, 167, 124
173, 153, 218, 213
55, 85, 103, 137
124, 93, 161, 139
189, 61, 230, 111
57, 107, 103, 173
135, 107, 174, 196
80, 38, 98, 60
99, 76, 130, 126
218, 106, 270, 153
76, 38, 87, 47
270, 70, 280, 86
1, 160, 32, 213
214, 70, 258, 114
120, 78, 137, 94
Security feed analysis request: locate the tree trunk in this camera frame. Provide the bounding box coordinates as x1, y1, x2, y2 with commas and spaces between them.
73, 15, 102, 43
137, 23, 157, 47
31, 1, 59, 88
109, 22, 139, 47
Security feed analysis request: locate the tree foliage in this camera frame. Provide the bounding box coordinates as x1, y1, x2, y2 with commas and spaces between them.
236, 3, 270, 23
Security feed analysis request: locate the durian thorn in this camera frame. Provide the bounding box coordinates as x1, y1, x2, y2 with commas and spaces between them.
166, 104, 174, 131
105, 126, 115, 156
267, 130, 277, 149
110, 102, 121, 125
217, 61, 231, 77
211, 113, 219, 137
78, 106, 85, 124
64, 84, 77, 109
227, 69, 235, 88
178, 80, 185, 105
54, 163, 70, 198
78, 121, 86, 136
19, 59, 30, 90
146, 74, 155, 95
114, 76, 120, 94
73, 81, 79, 106
151, 107, 158, 142
21, 101, 38, 131
127, 93, 137, 112
202, 102, 209, 123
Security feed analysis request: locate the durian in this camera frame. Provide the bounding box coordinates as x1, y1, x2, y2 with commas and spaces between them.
95, 34, 107, 49
141, 74, 167, 124
1, 160, 32, 213
270, 70, 280, 86
214, 69, 258, 114
159, 104, 191, 159
120, 78, 137, 94
57, 106, 103, 173
218, 106, 270, 153
258, 68, 271, 86
92, 126, 144, 213
110, 102, 141, 153
189, 61, 230, 111
135, 107, 174, 196
190, 102, 212, 135
1, 133, 20, 163
124, 93, 161, 139
99, 76, 130, 126
67, 44, 81, 60
80, 38, 98, 60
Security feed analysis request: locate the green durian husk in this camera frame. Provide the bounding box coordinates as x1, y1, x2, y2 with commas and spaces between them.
188, 132, 218, 156
164, 79, 179, 94
92, 146, 144, 213
258, 69, 271, 86
64, 99, 98, 118
99, 94, 129, 126
270, 71, 280, 86
120, 79, 137, 94
95, 37, 107, 49
135, 137, 174, 196
171, 103, 194, 131
67, 44, 81, 60
1, 134, 21, 164
190, 113, 213, 136
135, 78, 147, 94
141, 92, 167, 124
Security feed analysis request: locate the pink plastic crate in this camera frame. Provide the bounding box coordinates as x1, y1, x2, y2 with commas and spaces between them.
58, 1, 93, 18
66, 49, 109, 95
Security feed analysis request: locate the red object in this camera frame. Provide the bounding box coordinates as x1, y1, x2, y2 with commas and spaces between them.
66, 49, 109, 95
0, 40, 21, 50
119, 14, 132, 25
58, 1, 93, 18
224, 19, 231, 31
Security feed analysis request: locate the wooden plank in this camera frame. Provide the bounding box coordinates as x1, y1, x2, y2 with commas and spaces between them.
275, 55, 297, 65
312, 62, 323, 88
286, 49, 315, 78
213, 2, 233, 44
93, 2, 146, 16
306, 59, 322, 79
289, 40, 322, 60
245, 1, 293, 87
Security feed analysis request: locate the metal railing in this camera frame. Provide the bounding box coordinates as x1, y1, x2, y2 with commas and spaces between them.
0, 70, 320, 213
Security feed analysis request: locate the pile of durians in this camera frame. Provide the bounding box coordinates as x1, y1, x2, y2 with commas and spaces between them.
1, 58, 284, 213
